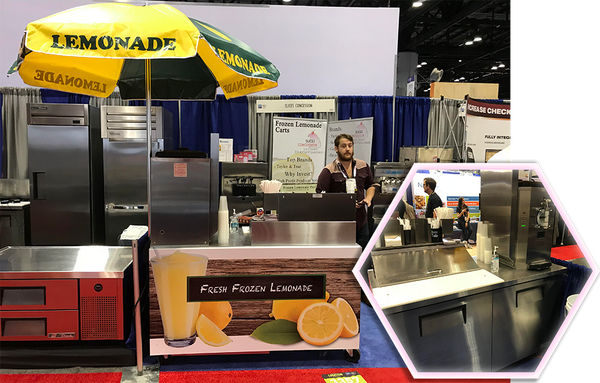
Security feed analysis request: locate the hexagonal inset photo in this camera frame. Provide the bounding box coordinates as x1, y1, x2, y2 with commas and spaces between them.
354, 163, 596, 377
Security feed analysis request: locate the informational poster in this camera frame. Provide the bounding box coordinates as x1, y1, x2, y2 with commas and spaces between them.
219, 138, 233, 162
464, 97, 511, 163
411, 170, 481, 218
325, 118, 374, 166
446, 196, 481, 222
271, 117, 327, 185
406, 75, 415, 97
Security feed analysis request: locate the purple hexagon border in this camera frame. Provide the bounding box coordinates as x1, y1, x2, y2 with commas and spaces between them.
352, 162, 599, 379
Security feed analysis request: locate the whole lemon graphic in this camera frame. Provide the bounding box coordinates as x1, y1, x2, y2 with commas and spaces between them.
270, 292, 330, 323
297, 302, 343, 346
199, 301, 233, 330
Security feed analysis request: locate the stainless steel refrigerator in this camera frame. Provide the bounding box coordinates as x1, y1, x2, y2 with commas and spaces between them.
150, 134, 219, 246
27, 103, 104, 245
100, 106, 173, 245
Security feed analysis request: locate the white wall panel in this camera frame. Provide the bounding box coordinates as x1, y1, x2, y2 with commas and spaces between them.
0, 1, 399, 96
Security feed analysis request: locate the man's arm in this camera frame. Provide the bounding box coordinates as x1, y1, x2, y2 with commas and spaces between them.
361, 166, 376, 207
363, 185, 375, 207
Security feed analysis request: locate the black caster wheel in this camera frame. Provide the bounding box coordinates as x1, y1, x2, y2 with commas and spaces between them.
344, 349, 361, 363
158, 355, 174, 365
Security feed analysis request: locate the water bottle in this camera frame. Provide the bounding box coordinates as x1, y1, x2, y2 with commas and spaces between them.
230, 209, 239, 234
491, 246, 500, 273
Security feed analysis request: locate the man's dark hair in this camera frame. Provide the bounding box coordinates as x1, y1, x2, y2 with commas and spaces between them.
334, 134, 354, 147
424, 177, 437, 192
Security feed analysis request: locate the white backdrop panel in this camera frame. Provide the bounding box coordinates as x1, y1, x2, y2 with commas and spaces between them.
0, 1, 399, 96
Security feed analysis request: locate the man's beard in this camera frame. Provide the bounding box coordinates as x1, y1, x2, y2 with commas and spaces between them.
337, 151, 353, 161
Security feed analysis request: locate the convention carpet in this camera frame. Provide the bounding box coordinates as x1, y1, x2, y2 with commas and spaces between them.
0, 372, 122, 383
551, 245, 584, 261
159, 368, 509, 383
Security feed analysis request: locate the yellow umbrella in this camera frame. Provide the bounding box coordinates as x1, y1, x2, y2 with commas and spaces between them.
10, 2, 280, 100
8, 1, 281, 231
8, 7, 281, 369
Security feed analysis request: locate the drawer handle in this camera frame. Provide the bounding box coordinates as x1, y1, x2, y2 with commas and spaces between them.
426, 268, 442, 276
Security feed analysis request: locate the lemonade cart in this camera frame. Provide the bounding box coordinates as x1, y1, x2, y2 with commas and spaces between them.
148, 244, 362, 363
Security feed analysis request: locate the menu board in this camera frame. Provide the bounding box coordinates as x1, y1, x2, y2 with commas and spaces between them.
271, 117, 327, 184
325, 118, 373, 166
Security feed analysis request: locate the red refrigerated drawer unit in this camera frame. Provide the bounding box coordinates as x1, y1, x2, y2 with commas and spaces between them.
0, 246, 132, 342
79, 278, 124, 340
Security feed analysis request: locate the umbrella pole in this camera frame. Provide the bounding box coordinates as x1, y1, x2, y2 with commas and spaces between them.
132, 58, 152, 377
146, 58, 152, 238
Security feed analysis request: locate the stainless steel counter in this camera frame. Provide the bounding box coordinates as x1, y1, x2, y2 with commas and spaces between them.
208, 220, 358, 247
368, 246, 566, 314
372, 247, 567, 372
0, 246, 133, 279
250, 220, 356, 246
373, 252, 566, 315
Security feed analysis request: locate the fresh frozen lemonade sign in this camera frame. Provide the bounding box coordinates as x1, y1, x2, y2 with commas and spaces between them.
188, 275, 326, 301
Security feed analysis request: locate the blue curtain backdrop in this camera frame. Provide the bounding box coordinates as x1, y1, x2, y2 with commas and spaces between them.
3, 90, 432, 168
325, 96, 431, 163
131, 97, 248, 154
179, 95, 248, 155
394, 97, 430, 161
338, 96, 395, 162
41, 89, 90, 105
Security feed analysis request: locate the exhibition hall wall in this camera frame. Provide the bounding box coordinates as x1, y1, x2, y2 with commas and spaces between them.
0, 1, 399, 96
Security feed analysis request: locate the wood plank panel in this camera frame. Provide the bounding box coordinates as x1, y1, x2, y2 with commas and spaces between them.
148, 258, 361, 338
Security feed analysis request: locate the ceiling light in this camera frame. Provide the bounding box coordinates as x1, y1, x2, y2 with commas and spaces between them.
498, 63, 505, 68
459, 59, 462, 63
491, 66, 498, 70
473, 36, 482, 42
413, 1, 423, 7
454, 79, 459, 82
465, 41, 473, 46
421, 62, 427, 66
459, 77, 465, 80
416, 64, 422, 68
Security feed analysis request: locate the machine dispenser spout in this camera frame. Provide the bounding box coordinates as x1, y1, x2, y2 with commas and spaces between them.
535, 198, 553, 230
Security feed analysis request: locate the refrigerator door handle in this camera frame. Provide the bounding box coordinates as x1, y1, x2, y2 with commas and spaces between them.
106, 203, 148, 211
32, 172, 46, 200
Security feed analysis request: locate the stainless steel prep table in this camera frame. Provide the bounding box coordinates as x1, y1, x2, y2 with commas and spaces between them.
368, 245, 566, 372
372, 259, 566, 314
0, 246, 133, 279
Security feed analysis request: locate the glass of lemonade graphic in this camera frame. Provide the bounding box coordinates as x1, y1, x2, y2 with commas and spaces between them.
151, 251, 208, 347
